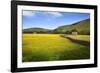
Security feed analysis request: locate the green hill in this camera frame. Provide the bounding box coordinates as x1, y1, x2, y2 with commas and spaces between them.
23, 27, 52, 33
23, 19, 90, 35
54, 19, 90, 34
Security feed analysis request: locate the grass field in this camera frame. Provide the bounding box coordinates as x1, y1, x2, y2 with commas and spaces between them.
67, 35, 90, 42
22, 34, 90, 62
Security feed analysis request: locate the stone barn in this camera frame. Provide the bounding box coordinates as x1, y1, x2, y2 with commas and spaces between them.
72, 31, 78, 35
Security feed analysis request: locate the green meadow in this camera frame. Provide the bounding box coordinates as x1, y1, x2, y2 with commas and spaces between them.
66, 35, 90, 42
22, 34, 90, 62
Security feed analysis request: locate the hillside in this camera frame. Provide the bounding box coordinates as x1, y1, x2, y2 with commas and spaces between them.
23, 19, 90, 34
54, 19, 90, 34
23, 27, 52, 33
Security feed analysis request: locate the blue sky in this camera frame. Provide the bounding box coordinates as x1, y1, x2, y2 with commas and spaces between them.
22, 10, 90, 29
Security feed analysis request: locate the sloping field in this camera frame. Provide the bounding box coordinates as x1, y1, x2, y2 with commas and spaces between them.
67, 35, 90, 42
22, 34, 90, 62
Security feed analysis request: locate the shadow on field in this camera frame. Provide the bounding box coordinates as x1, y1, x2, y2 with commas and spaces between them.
22, 46, 90, 62
61, 35, 90, 48
58, 47, 90, 60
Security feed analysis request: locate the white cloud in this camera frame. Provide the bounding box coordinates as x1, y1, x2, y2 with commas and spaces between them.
47, 12, 63, 17
22, 11, 35, 17
22, 11, 63, 18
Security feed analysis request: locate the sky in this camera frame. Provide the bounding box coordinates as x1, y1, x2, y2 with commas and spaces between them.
22, 10, 90, 29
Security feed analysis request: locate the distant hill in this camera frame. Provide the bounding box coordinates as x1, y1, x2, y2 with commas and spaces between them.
23, 19, 90, 35
54, 19, 90, 34
23, 27, 52, 33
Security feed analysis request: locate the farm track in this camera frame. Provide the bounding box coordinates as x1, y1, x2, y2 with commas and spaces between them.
61, 35, 90, 48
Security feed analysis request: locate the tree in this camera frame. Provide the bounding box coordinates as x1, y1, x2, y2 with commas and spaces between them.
71, 29, 77, 32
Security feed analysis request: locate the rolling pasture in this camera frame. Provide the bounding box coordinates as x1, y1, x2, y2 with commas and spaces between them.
66, 35, 90, 42
22, 34, 90, 62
